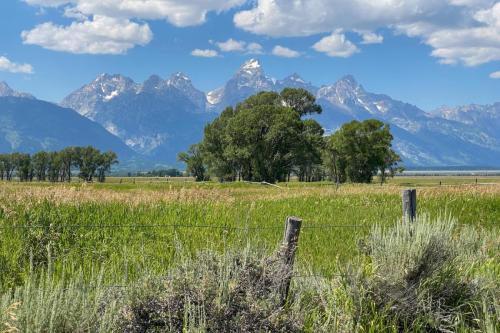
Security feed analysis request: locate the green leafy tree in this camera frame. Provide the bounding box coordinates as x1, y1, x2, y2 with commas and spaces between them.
324, 119, 402, 183
295, 119, 325, 182
32, 151, 49, 181
47, 151, 63, 182
74, 146, 101, 182
178, 144, 208, 182
96, 151, 118, 183
280, 88, 322, 116
17, 153, 32, 182
201, 107, 239, 181
196, 89, 323, 183
59, 147, 76, 182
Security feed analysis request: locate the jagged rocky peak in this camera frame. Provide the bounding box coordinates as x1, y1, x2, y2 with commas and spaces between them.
141, 74, 167, 92
87, 73, 137, 98
241, 58, 261, 70
285, 73, 305, 83
0, 81, 34, 98
168, 72, 191, 84
337, 74, 359, 88
317, 75, 365, 103
277, 73, 317, 93
166, 72, 207, 112
237, 58, 266, 77
167, 72, 196, 91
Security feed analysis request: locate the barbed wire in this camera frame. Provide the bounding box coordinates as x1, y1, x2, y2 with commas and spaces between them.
0, 222, 373, 231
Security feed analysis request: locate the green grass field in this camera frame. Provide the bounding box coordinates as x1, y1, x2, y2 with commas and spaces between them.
1, 177, 498, 286
0, 177, 499, 331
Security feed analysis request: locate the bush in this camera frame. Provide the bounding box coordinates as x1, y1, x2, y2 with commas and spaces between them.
119, 247, 302, 332
346, 215, 499, 332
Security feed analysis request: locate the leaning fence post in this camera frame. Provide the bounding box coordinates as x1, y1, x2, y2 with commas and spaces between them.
279, 216, 302, 306
402, 189, 417, 223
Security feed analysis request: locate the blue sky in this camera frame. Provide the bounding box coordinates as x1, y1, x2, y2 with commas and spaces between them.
0, 0, 499, 111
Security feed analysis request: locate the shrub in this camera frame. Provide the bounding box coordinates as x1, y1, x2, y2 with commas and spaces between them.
119, 247, 302, 332
346, 215, 499, 332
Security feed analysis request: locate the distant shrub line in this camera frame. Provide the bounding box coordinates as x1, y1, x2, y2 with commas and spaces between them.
0, 146, 118, 183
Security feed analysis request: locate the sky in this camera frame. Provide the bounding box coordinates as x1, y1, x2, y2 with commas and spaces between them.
0, 0, 499, 111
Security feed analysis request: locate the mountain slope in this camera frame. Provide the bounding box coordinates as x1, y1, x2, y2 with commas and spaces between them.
0, 96, 136, 160
61, 73, 213, 162
313, 77, 500, 166
433, 104, 500, 141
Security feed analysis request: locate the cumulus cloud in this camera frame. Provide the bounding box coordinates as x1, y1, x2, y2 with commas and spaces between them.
216, 38, 246, 52
23, 0, 246, 54
191, 49, 219, 57
234, 0, 500, 66
246, 42, 263, 54
422, 3, 500, 66
25, 0, 246, 27
21, 15, 152, 55
272, 45, 300, 58
234, 0, 449, 37
214, 38, 263, 54
0, 56, 34, 74
490, 71, 500, 78
359, 31, 384, 44
313, 32, 359, 58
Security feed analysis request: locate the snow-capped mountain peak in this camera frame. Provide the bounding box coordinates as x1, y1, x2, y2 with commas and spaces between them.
0, 81, 34, 99
168, 72, 190, 83
317, 75, 365, 105
241, 58, 261, 70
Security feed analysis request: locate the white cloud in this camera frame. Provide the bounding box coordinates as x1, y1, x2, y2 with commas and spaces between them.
21, 15, 152, 55
234, 0, 500, 66
23, 0, 247, 54
246, 42, 263, 54
216, 38, 246, 52
359, 31, 384, 45
422, 3, 500, 66
214, 39, 263, 54
313, 32, 359, 58
490, 71, 500, 78
191, 49, 219, 57
0, 56, 34, 74
234, 0, 449, 37
25, 0, 246, 27
272, 45, 300, 58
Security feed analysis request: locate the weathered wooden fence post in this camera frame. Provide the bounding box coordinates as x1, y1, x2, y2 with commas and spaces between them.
279, 216, 302, 306
402, 189, 417, 223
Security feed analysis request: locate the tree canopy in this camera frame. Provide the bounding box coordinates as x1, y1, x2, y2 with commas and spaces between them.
324, 120, 402, 183
0, 146, 118, 183
193, 89, 323, 183
179, 89, 402, 184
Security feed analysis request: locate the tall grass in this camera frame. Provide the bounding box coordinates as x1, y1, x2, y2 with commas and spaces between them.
1, 214, 498, 332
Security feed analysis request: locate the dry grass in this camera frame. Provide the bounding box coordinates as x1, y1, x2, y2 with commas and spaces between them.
0, 181, 498, 206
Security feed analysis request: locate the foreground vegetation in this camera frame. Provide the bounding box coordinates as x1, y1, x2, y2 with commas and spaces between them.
0, 179, 498, 331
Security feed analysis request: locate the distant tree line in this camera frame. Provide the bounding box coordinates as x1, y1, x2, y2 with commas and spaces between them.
127, 169, 183, 177
0, 146, 118, 183
178, 88, 402, 183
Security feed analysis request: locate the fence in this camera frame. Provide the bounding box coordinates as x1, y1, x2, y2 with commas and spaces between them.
0, 189, 418, 304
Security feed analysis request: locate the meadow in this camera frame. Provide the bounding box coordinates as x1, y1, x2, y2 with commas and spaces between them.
0, 176, 499, 332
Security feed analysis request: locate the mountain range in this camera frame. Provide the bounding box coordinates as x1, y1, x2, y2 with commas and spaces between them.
1, 59, 499, 168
